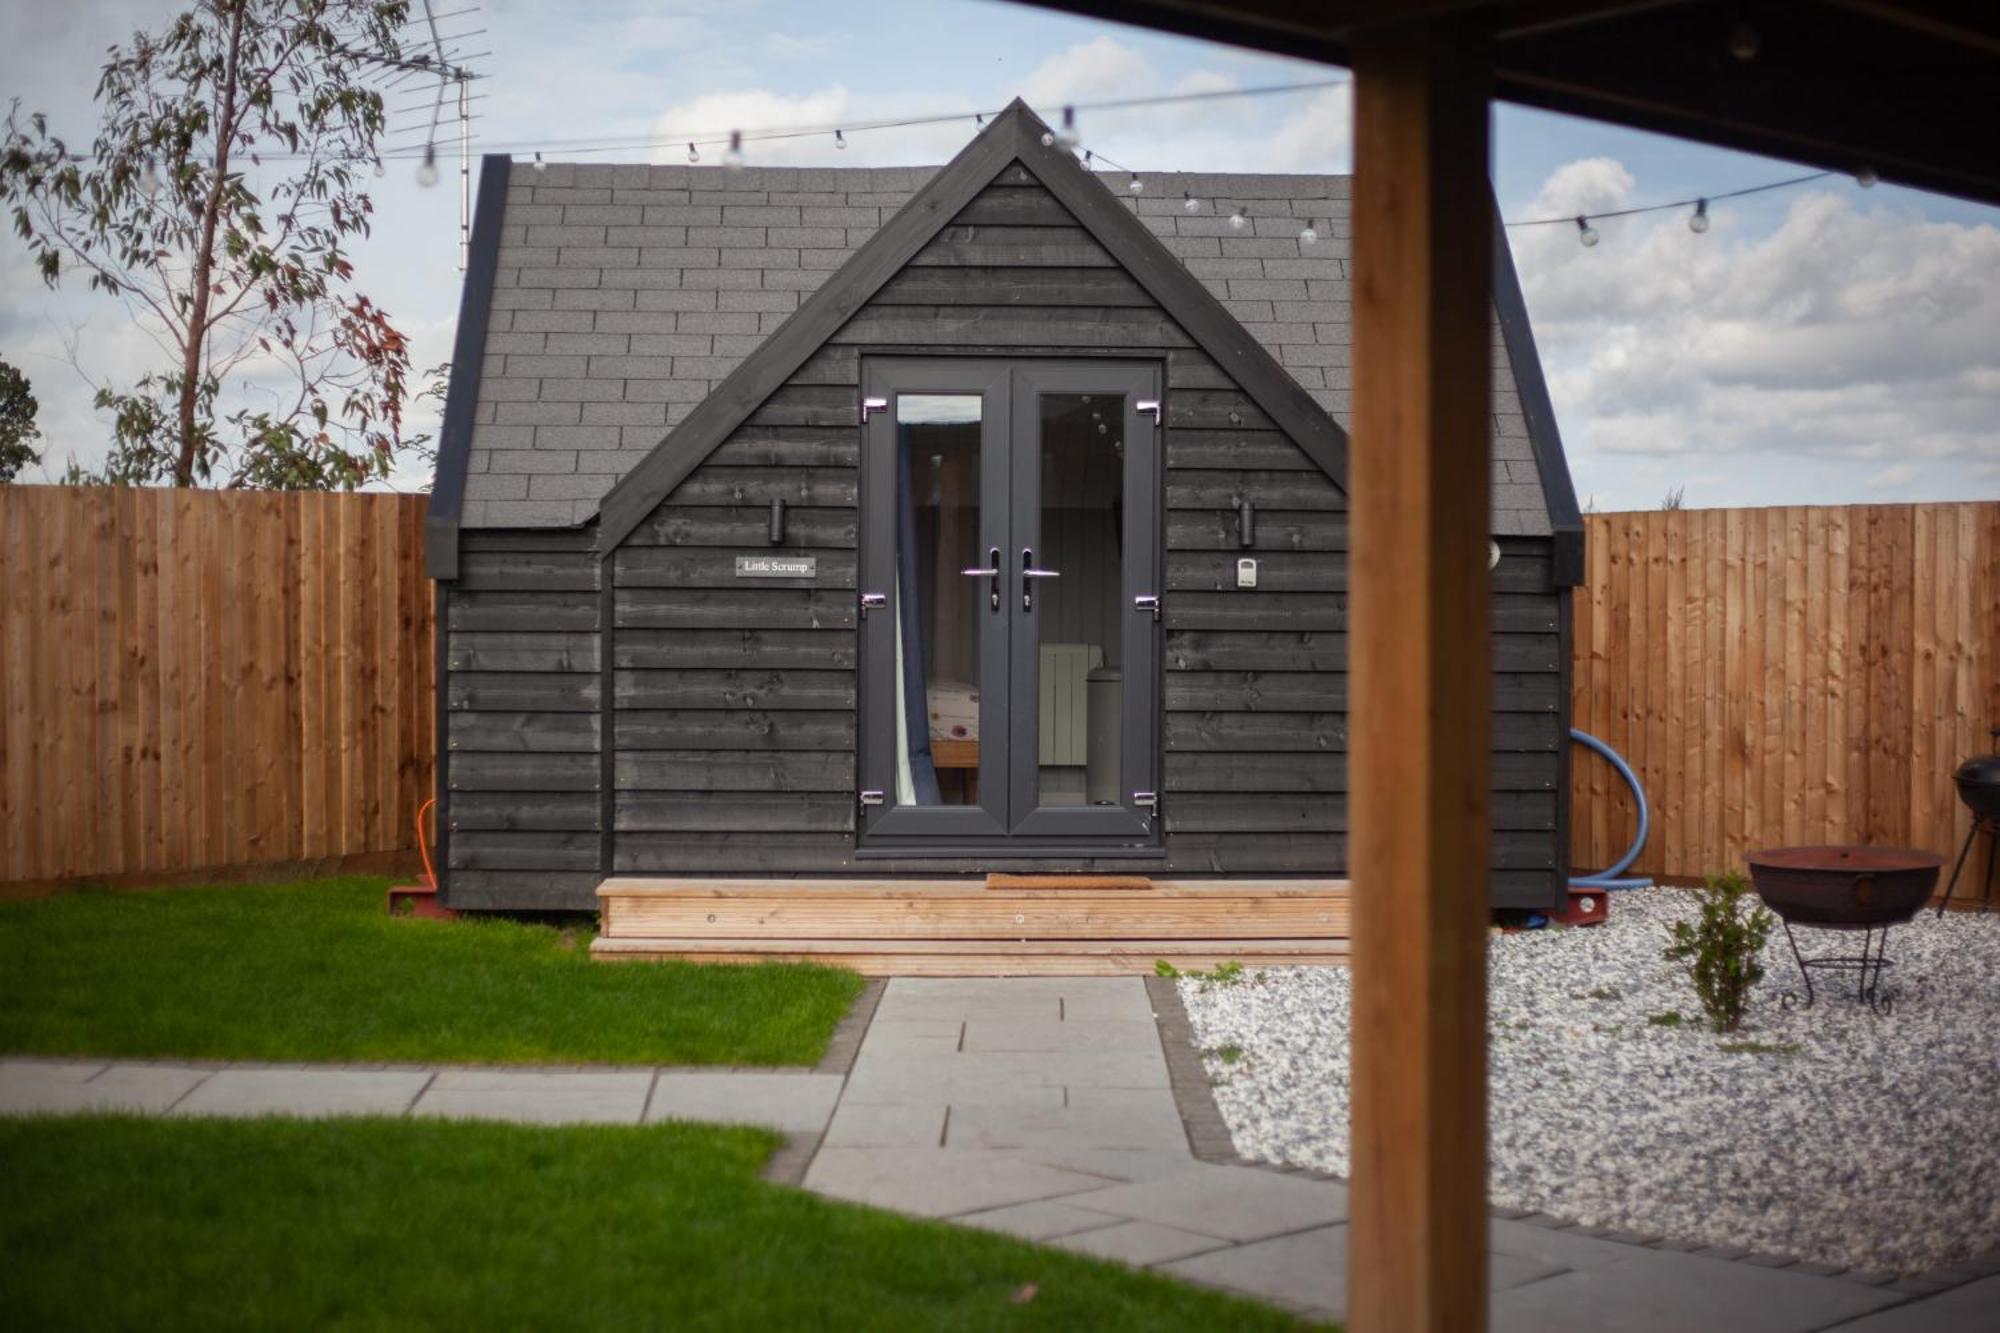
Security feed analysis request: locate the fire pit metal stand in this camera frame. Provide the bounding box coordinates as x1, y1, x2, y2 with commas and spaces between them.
1776, 921, 1897, 1015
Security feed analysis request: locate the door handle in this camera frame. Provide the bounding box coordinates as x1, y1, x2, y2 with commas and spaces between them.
1021, 547, 1060, 611
960, 546, 1002, 611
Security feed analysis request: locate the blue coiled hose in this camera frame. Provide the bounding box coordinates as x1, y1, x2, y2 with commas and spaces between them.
1569, 728, 1654, 890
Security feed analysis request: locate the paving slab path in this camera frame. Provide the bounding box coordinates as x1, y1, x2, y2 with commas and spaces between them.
797, 977, 1998, 1332
5, 975, 1996, 1330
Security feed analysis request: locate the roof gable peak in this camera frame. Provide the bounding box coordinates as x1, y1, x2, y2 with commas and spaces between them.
590, 99, 1350, 551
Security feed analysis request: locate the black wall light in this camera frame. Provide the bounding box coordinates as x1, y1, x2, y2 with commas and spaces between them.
1236, 498, 1255, 549
769, 497, 786, 545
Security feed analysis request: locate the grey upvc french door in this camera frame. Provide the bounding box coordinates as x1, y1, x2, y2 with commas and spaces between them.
857, 358, 1161, 851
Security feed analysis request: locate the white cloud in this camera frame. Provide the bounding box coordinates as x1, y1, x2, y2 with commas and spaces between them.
1021, 35, 1153, 107
1267, 83, 1353, 174
1514, 162, 2000, 504
765, 32, 838, 61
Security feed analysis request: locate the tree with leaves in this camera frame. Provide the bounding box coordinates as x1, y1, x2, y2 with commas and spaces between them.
0, 357, 42, 482
0, 0, 449, 489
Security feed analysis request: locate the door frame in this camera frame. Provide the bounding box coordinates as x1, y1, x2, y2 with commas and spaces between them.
856, 355, 1164, 854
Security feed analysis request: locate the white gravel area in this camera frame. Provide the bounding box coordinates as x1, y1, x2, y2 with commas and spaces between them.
1179, 888, 2000, 1274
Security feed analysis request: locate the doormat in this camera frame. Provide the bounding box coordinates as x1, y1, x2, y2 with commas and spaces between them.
984, 873, 1155, 892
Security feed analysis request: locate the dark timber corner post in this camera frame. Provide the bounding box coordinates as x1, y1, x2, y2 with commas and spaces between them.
427, 154, 514, 909
1348, 16, 1493, 1332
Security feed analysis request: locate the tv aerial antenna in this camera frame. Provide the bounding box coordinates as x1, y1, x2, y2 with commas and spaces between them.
370, 1, 489, 270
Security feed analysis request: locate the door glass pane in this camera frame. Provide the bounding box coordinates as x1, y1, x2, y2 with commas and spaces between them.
893, 394, 982, 807
1034, 393, 1124, 807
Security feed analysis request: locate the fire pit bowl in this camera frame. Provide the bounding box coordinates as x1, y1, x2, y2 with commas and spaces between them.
1746, 845, 1943, 928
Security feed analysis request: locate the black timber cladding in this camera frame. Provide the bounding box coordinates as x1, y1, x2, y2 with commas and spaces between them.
440, 526, 604, 910
597, 165, 1568, 900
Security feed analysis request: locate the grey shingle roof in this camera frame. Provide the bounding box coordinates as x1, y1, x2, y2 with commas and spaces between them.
463, 161, 1553, 536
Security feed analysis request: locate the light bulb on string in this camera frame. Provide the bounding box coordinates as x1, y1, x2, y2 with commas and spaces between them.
137, 158, 161, 197
834, 129, 847, 151
532, 152, 547, 174
1575, 215, 1599, 247
1228, 207, 1248, 231
1728, 19, 1760, 61
416, 145, 439, 189
724, 130, 746, 171
1855, 165, 1878, 188
1299, 220, 1319, 246
1182, 191, 1200, 214
373, 158, 386, 178
1056, 105, 1079, 149
687, 142, 700, 163
1127, 173, 1143, 195
1688, 198, 1710, 233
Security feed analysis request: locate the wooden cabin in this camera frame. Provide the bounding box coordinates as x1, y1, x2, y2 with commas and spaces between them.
425, 101, 1583, 972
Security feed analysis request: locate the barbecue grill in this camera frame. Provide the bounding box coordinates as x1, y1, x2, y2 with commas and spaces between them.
1746, 845, 1943, 1014
1937, 726, 2000, 915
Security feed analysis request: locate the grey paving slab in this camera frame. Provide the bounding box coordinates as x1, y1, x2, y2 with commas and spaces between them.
1489, 1249, 1905, 1333
1056, 980, 1158, 1023
1065, 1162, 1349, 1242
1489, 1215, 1660, 1272
960, 1018, 1163, 1054
869, 978, 1153, 1025
803, 1147, 1112, 1218
412, 1069, 652, 1125
821, 1100, 947, 1148
839, 1076, 1065, 1114
0, 1061, 208, 1115
172, 1068, 430, 1119
1488, 1249, 1567, 1293
1826, 1277, 2000, 1331
644, 1072, 840, 1134
945, 1089, 1190, 1153
843, 1049, 1168, 1099
871, 991, 1059, 1024
1057, 1220, 1234, 1267
859, 1019, 963, 1056
1161, 1224, 1348, 1316
1009, 1145, 1208, 1184
951, 1199, 1130, 1242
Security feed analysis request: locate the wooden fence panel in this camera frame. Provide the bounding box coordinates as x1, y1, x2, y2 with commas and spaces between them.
0, 486, 434, 886
1571, 503, 2000, 881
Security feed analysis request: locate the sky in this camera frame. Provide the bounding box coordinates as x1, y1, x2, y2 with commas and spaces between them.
2, 0, 1997, 512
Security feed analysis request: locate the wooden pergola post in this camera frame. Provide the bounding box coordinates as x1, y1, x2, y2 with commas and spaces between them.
1347, 15, 1495, 1333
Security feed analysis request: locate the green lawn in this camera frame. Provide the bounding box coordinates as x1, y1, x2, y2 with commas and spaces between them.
0, 1116, 1317, 1331
0, 877, 861, 1065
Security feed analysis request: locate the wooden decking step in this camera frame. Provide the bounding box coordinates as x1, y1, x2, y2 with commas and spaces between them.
589, 935, 1351, 977
984, 873, 1154, 891
592, 877, 1351, 975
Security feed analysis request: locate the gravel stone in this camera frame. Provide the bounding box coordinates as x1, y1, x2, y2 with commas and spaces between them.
1177, 888, 2000, 1274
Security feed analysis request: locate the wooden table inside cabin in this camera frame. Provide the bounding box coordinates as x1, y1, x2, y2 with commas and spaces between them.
930, 739, 978, 801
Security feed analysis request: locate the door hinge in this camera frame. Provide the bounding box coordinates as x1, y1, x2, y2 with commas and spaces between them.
1133, 594, 1161, 622
860, 396, 889, 423
1135, 399, 1161, 423
859, 591, 887, 618
859, 790, 886, 806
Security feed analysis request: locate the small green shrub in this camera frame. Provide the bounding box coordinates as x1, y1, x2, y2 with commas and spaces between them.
1647, 1010, 1685, 1028
1663, 871, 1775, 1033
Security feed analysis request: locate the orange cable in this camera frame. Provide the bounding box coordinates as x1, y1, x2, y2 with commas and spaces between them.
416, 796, 438, 891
